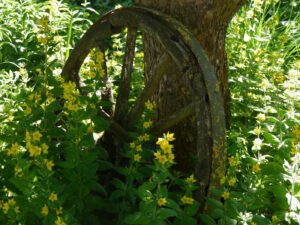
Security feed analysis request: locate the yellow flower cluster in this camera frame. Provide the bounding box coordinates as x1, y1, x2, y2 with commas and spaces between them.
26, 130, 48, 157
180, 196, 194, 205
0, 198, 20, 214
145, 100, 156, 111
129, 132, 152, 163
83, 49, 105, 79
154, 133, 175, 165
61, 81, 81, 112
291, 125, 300, 155
7, 143, 21, 156
28, 92, 42, 103
138, 133, 150, 142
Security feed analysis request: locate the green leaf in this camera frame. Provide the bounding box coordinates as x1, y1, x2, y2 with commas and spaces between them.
92, 116, 110, 132
9, 177, 30, 194
220, 216, 237, 225
252, 215, 271, 225
183, 201, 200, 216
211, 209, 224, 219
263, 132, 280, 144
111, 178, 125, 190
199, 214, 217, 225
157, 208, 177, 219
124, 212, 149, 224
206, 198, 223, 209
137, 182, 156, 199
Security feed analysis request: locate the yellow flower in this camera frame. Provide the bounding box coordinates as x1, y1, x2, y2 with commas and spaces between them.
32, 131, 42, 142
24, 106, 32, 115
228, 156, 238, 167
138, 134, 150, 142
44, 159, 54, 170
167, 153, 175, 164
143, 134, 150, 141
157, 197, 167, 207
41, 205, 49, 216
256, 113, 266, 122
156, 138, 173, 153
253, 127, 261, 135
252, 163, 261, 173
154, 151, 168, 165
26, 130, 31, 142
250, 222, 257, 225
88, 71, 96, 79
220, 176, 226, 185
129, 142, 135, 149
222, 192, 230, 200
38, 18, 49, 27
7, 143, 21, 156
56, 207, 63, 215
143, 121, 153, 129
134, 154, 141, 162
165, 132, 175, 142
145, 100, 155, 111
55, 216, 66, 225
8, 199, 16, 206
228, 177, 237, 186
49, 193, 58, 202
65, 102, 80, 112
90, 103, 96, 109
160, 142, 173, 154
186, 174, 197, 184
87, 126, 94, 133
41, 143, 49, 154
272, 215, 280, 222
2, 203, 9, 214
14, 206, 20, 214
28, 145, 42, 157
291, 146, 298, 155
37, 34, 48, 45
136, 145, 142, 152
292, 126, 300, 138
181, 196, 194, 205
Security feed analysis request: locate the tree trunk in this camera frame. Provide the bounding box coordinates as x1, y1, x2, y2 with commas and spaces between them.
135, 0, 246, 210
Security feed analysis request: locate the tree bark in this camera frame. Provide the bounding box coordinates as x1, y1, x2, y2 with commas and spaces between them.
135, 0, 246, 210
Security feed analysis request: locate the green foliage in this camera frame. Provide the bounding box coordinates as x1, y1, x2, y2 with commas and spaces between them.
213, 0, 300, 224
0, 0, 299, 225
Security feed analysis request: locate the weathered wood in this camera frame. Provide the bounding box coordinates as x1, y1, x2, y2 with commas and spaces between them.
127, 54, 173, 127
114, 28, 137, 124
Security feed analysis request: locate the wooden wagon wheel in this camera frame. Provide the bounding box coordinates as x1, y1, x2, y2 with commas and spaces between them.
61, 6, 226, 195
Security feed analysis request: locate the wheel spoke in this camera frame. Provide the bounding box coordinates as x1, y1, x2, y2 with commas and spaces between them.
99, 46, 115, 116
114, 27, 137, 123
126, 54, 172, 126
150, 102, 194, 135
97, 109, 131, 141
